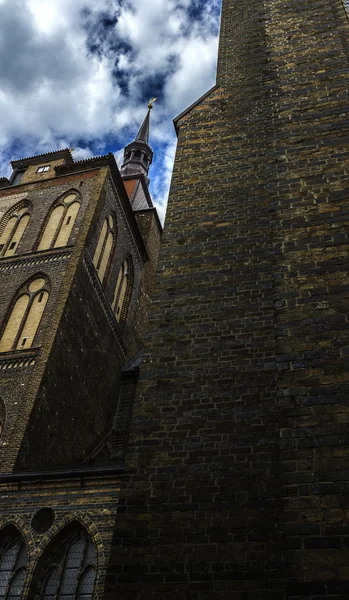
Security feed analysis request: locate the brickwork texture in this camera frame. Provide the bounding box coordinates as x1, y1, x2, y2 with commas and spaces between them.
106, 1, 349, 599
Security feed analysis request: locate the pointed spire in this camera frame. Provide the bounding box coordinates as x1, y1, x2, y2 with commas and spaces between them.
120, 100, 156, 186
135, 109, 151, 144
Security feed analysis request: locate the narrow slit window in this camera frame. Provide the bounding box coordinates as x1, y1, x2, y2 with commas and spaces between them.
93, 215, 116, 285
112, 258, 133, 324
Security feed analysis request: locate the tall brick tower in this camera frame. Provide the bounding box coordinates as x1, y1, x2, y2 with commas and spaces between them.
105, 1, 349, 599
0, 110, 161, 596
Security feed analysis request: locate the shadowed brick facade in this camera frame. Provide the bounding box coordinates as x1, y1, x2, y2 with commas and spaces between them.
0, 131, 161, 594
105, 1, 349, 599
2, 0, 349, 597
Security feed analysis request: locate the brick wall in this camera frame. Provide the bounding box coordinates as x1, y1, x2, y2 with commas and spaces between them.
106, 0, 349, 598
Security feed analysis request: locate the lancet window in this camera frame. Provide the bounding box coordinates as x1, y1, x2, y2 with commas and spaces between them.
0, 397, 5, 438
37, 192, 80, 251
0, 203, 31, 257
32, 527, 97, 599
0, 527, 28, 599
0, 276, 50, 353
112, 257, 133, 323
92, 215, 116, 285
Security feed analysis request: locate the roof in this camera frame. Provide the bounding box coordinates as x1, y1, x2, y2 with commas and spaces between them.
136, 109, 151, 144
11, 148, 74, 168
56, 153, 149, 262
123, 178, 138, 200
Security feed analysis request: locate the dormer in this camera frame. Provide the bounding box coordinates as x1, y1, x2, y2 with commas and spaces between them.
9, 149, 74, 187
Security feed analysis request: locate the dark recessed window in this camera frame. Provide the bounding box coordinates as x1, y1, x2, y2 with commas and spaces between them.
37, 166, 50, 173
12, 170, 25, 186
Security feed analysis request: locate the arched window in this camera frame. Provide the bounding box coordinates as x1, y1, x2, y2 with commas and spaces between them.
0, 526, 28, 599
92, 215, 116, 285
0, 276, 49, 353
32, 527, 97, 599
112, 257, 133, 323
37, 192, 80, 251
0, 397, 5, 438
0, 203, 31, 257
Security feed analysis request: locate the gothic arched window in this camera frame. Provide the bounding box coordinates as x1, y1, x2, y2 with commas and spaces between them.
112, 257, 133, 324
0, 397, 6, 438
93, 215, 116, 285
37, 192, 80, 251
0, 526, 28, 599
0, 203, 31, 257
32, 527, 97, 599
0, 276, 50, 353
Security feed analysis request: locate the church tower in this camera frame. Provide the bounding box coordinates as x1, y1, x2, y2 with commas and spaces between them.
0, 111, 161, 596
105, 0, 349, 598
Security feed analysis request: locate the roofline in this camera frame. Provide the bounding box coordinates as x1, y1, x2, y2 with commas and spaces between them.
11, 148, 74, 168
0, 465, 124, 484
122, 173, 154, 209
56, 154, 149, 262
173, 85, 218, 135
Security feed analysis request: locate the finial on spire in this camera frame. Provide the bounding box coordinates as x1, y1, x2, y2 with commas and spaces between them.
148, 97, 157, 110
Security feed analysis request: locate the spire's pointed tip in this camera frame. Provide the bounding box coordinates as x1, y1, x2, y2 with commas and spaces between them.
148, 97, 157, 110
135, 106, 152, 144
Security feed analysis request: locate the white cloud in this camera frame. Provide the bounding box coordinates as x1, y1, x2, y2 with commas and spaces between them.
0, 0, 220, 220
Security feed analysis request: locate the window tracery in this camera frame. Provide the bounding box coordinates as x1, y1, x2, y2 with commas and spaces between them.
0, 527, 28, 599
33, 528, 97, 599
0, 203, 31, 257
37, 192, 80, 251
92, 214, 116, 285
0, 276, 50, 353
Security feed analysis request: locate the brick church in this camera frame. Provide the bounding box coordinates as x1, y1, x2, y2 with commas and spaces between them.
1, 0, 349, 598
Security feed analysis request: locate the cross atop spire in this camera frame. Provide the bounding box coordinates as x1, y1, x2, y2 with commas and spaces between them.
120, 101, 156, 185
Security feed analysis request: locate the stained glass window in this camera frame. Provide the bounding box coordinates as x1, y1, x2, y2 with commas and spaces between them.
38, 530, 97, 599
0, 530, 28, 599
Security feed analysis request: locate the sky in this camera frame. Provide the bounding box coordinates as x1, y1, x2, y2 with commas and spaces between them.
0, 0, 221, 222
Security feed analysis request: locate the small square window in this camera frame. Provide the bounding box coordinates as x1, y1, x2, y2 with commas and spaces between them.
9, 242, 16, 250
21, 337, 28, 347
37, 166, 50, 173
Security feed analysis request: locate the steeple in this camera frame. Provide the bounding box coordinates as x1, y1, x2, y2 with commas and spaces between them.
120, 99, 156, 185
